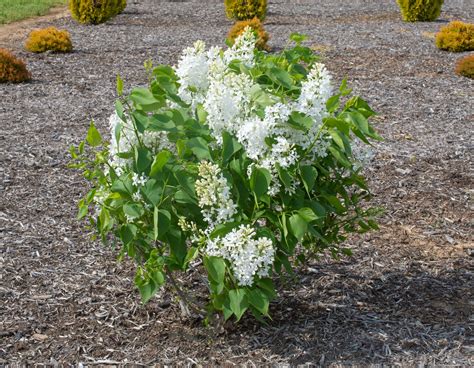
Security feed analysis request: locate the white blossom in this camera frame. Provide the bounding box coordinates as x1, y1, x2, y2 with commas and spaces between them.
352, 142, 374, 170
296, 63, 332, 121
108, 112, 174, 173
175, 40, 209, 109
195, 161, 237, 231
132, 172, 147, 187
206, 225, 274, 286
223, 26, 256, 67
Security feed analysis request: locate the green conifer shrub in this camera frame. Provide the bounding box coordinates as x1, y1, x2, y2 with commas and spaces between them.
69, 0, 124, 24
224, 0, 267, 21
396, 0, 444, 22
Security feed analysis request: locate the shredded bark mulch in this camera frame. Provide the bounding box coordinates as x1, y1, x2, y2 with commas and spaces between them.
0, 0, 472, 365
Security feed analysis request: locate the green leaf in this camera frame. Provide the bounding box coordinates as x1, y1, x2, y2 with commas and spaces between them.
298, 207, 319, 222
346, 96, 375, 117
250, 167, 271, 199
174, 190, 198, 205
171, 109, 186, 126
368, 219, 379, 230
328, 146, 351, 168
153, 206, 159, 240
152, 64, 175, 77
123, 203, 144, 219
141, 179, 162, 206
223, 303, 233, 320
342, 111, 369, 135
246, 289, 270, 316
137, 282, 155, 303
116, 74, 123, 96
209, 222, 240, 239
86, 121, 102, 147
289, 213, 308, 241
187, 137, 212, 160
324, 117, 350, 135
281, 213, 288, 238
99, 208, 112, 232
115, 100, 125, 121
166, 227, 187, 267
277, 165, 292, 188
156, 209, 171, 238
324, 195, 346, 214
184, 247, 199, 265
130, 87, 162, 108
222, 131, 242, 164
250, 84, 274, 107
196, 104, 207, 124
150, 270, 165, 286
288, 111, 313, 131
77, 202, 88, 220
149, 150, 171, 177
132, 111, 149, 133
111, 176, 133, 196
328, 128, 346, 150
339, 79, 352, 96
257, 278, 277, 299
326, 94, 340, 113
290, 32, 308, 45
229, 289, 249, 321
148, 113, 175, 131
174, 170, 196, 198
299, 165, 317, 193
120, 223, 137, 246
134, 147, 152, 173
204, 256, 226, 285
268, 67, 293, 89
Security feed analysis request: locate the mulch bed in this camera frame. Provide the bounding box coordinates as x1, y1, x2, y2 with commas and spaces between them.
0, 0, 472, 365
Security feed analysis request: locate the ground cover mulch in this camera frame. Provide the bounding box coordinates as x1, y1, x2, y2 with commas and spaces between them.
0, 0, 473, 365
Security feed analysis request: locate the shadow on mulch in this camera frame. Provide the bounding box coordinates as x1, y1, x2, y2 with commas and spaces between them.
219, 258, 471, 365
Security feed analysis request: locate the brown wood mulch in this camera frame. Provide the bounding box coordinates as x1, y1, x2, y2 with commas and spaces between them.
0, 0, 473, 366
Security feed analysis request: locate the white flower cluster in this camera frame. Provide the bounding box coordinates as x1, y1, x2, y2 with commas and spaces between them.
296, 63, 333, 121
108, 113, 174, 176
195, 161, 237, 230
175, 40, 209, 109
174, 28, 334, 196
206, 225, 274, 286
171, 29, 337, 284
351, 142, 374, 170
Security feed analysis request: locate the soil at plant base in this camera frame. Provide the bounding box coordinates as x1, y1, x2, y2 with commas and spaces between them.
0, 0, 472, 365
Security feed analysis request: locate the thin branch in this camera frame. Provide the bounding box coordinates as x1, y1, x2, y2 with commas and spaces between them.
165, 270, 206, 316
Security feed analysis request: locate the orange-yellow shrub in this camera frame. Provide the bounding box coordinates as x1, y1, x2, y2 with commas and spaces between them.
436, 21, 474, 52
455, 54, 474, 79
0, 48, 31, 83
25, 27, 73, 53
228, 18, 270, 51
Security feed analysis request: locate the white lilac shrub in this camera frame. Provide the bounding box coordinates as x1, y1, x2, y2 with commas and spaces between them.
71, 29, 381, 323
